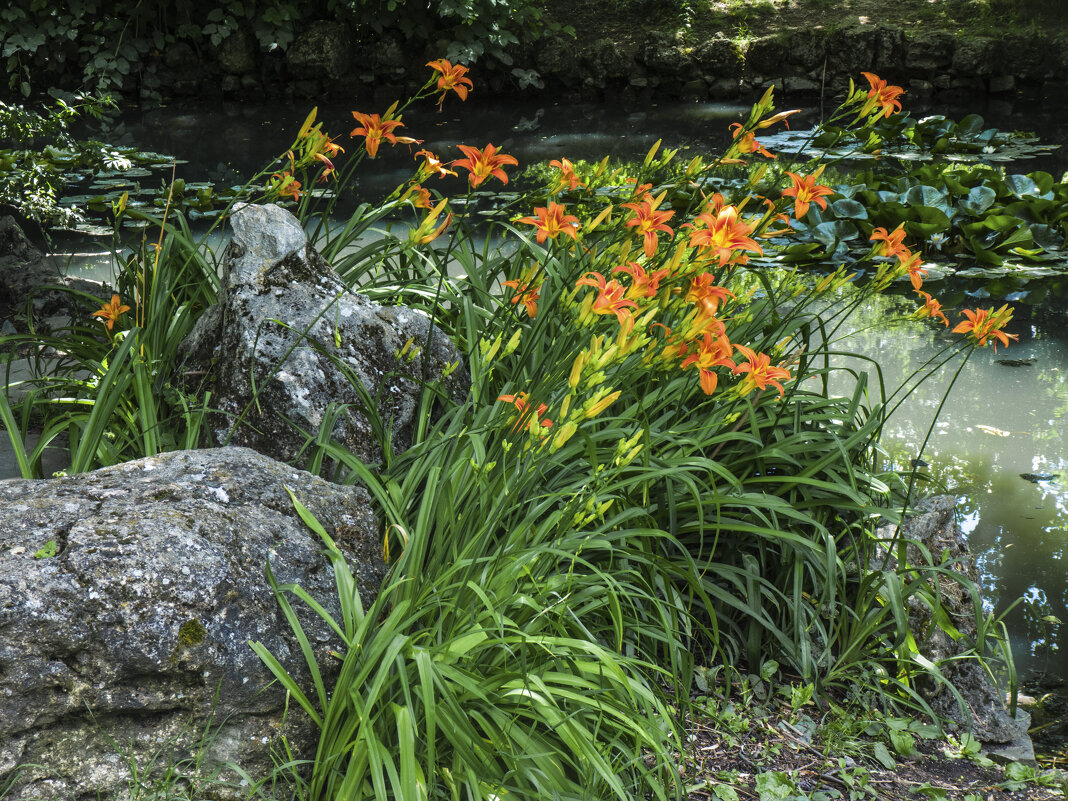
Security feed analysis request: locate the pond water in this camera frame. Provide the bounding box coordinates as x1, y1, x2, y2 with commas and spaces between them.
831, 291, 1068, 676
6, 89, 1068, 677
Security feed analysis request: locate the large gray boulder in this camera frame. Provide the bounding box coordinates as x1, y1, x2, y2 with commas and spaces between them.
0, 447, 384, 800
179, 203, 469, 468
876, 496, 1030, 745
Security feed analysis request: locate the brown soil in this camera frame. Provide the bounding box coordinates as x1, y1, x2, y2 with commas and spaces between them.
679, 700, 1067, 800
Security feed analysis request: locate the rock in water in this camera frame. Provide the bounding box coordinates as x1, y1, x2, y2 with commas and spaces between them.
0, 447, 384, 800
179, 203, 469, 467
876, 496, 1029, 745
0, 216, 110, 333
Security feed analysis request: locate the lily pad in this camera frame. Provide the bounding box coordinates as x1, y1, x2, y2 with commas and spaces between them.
959, 185, 996, 216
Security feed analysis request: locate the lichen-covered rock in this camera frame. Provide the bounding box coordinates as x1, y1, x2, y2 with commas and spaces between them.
876, 496, 1028, 744
216, 26, 258, 76
693, 33, 744, 80
641, 30, 692, 76
951, 36, 997, 77
904, 31, 956, 75
744, 34, 790, 78
826, 24, 878, 79
179, 203, 469, 467
581, 37, 636, 88
0, 446, 383, 800
286, 20, 351, 80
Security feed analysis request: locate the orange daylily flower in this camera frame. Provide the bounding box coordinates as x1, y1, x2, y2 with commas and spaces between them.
409, 198, 453, 245
703, 193, 729, 215
303, 127, 345, 159
860, 72, 905, 119
781, 167, 834, 219
625, 178, 654, 197
271, 171, 301, 201
914, 291, 949, 327
685, 205, 763, 267
294, 108, 345, 166
650, 322, 690, 362
686, 273, 735, 319
92, 294, 131, 331
319, 133, 344, 158
549, 158, 586, 192
870, 224, 911, 261
576, 272, 639, 328
902, 252, 928, 290
952, 305, 1019, 351
613, 262, 670, 300
729, 123, 775, 159
403, 183, 433, 209
498, 392, 552, 430
620, 195, 674, 259
313, 152, 336, 183
454, 143, 518, 187
427, 59, 474, 108
755, 108, 801, 129
732, 344, 792, 398
680, 330, 736, 395
502, 269, 542, 318
414, 149, 457, 180
350, 112, 421, 158
516, 202, 581, 243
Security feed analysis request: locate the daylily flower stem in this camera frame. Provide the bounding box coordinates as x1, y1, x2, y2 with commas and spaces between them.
881, 347, 974, 571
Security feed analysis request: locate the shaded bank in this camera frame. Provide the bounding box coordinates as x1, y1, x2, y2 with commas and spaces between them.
5, 2, 1068, 107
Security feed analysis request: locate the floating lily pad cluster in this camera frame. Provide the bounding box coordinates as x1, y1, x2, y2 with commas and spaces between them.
762, 163, 1068, 301
53, 145, 255, 231
761, 112, 1059, 164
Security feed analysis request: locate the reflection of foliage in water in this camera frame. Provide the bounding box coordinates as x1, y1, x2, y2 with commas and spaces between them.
879, 442, 1068, 675
833, 288, 1068, 676
1034, 361, 1068, 445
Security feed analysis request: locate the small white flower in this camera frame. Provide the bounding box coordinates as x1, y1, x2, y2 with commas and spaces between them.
982, 145, 996, 154
929, 232, 947, 250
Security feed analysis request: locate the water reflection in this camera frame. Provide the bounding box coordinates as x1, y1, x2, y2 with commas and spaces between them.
836, 291, 1068, 675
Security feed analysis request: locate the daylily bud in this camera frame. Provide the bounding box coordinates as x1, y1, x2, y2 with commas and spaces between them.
586, 205, 613, 232
551, 421, 577, 452
112, 191, 128, 217
479, 333, 502, 363
756, 109, 800, 129
297, 107, 318, 139
568, 352, 588, 390
409, 198, 452, 245
502, 329, 522, 357
642, 138, 662, 168
583, 388, 621, 419
592, 155, 611, 180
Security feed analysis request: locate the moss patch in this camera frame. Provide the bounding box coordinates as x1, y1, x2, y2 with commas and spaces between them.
177, 618, 206, 648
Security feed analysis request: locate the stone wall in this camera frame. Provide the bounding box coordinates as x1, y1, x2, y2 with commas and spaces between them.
23, 18, 1068, 106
